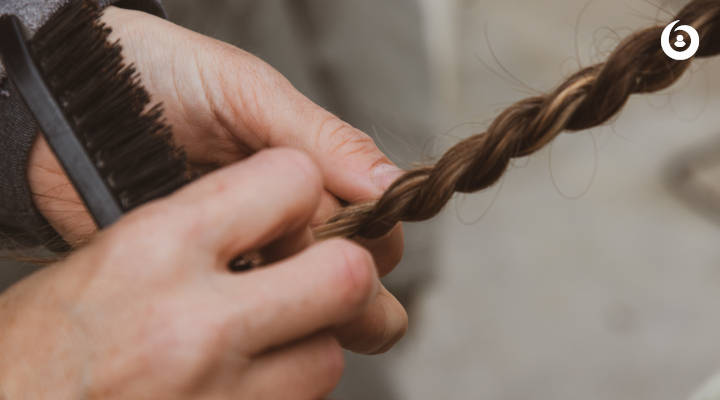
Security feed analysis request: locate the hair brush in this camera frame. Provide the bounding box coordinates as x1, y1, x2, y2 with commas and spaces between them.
0, 0, 189, 231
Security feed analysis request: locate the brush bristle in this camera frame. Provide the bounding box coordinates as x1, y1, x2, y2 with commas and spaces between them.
29, 1, 189, 211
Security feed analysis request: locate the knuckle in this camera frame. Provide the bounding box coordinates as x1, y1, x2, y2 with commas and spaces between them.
326, 239, 378, 308
199, 315, 245, 364
106, 202, 191, 262
316, 116, 378, 157
264, 148, 323, 194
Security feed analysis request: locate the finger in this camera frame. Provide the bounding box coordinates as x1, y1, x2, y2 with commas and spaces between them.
222, 239, 379, 353
241, 333, 344, 400
354, 224, 405, 277
312, 192, 404, 277
260, 227, 314, 265
162, 148, 322, 264
266, 102, 406, 202
311, 191, 342, 226
333, 285, 408, 355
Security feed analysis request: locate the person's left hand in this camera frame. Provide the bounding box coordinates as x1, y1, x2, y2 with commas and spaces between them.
27, 6, 406, 355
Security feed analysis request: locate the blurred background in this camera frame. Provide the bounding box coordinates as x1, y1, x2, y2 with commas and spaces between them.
3, 0, 720, 398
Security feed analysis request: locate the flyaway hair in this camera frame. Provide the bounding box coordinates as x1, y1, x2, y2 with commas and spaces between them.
315, 0, 720, 240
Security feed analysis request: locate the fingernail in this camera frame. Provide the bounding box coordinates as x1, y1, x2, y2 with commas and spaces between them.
371, 163, 404, 192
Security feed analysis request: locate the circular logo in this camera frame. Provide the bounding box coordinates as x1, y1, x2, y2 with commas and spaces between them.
661, 20, 700, 61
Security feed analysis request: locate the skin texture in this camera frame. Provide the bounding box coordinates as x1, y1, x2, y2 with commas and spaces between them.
7, 6, 410, 398
1, 149, 381, 399
26, 7, 407, 355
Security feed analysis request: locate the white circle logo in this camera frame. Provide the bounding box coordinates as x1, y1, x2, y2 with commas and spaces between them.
661, 20, 700, 61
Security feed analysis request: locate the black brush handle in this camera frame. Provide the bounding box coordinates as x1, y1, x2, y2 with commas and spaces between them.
0, 15, 123, 229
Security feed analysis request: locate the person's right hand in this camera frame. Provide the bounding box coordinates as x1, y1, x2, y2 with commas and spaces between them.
0, 149, 383, 399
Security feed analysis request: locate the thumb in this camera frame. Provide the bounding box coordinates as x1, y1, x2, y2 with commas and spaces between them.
103, 8, 401, 202
265, 91, 404, 202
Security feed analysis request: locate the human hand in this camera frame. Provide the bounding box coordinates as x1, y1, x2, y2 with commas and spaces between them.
27, 7, 407, 354
30, 6, 404, 255
2, 149, 388, 399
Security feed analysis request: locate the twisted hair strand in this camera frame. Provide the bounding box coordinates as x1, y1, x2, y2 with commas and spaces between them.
316, 0, 720, 239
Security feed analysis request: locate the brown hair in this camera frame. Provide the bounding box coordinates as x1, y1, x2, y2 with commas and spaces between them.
316, 0, 720, 240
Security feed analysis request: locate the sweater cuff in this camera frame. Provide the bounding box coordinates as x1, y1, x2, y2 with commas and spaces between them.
0, 0, 165, 250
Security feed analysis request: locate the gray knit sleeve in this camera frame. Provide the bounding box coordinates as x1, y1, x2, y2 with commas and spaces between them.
0, 0, 165, 249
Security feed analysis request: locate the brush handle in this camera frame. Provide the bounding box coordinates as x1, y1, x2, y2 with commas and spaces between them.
0, 15, 123, 229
